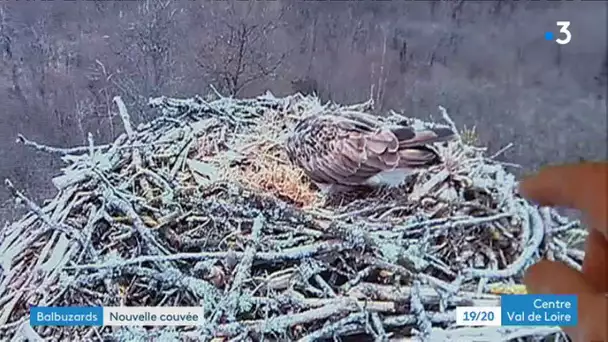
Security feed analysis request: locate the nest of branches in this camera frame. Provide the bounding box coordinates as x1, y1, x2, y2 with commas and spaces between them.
0, 91, 587, 341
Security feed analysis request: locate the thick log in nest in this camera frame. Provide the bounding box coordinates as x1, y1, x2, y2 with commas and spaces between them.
0, 92, 585, 341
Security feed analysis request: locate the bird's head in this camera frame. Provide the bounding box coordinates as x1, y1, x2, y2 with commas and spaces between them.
284, 115, 323, 167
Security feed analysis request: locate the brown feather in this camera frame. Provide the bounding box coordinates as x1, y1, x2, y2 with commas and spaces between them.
378, 151, 400, 166
397, 127, 455, 148
397, 147, 439, 166
285, 113, 455, 187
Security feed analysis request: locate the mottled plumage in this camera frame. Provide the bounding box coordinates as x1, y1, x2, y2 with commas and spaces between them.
285, 112, 455, 192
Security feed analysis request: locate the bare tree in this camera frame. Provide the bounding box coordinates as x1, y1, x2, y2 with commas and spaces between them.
107, 0, 184, 119
0, 3, 79, 143
195, 1, 289, 96
0, 6, 29, 114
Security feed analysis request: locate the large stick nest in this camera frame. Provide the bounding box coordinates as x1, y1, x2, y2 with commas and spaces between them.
0, 92, 586, 341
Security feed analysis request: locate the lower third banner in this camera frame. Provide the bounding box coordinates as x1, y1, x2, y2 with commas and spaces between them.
30, 306, 206, 326
500, 294, 577, 326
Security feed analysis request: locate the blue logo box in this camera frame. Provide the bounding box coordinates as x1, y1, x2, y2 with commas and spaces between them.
30, 306, 103, 326
501, 294, 577, 326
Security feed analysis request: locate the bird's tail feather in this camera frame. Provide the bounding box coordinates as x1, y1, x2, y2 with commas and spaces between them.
397, 146, 440, 167
392, 127, 455, 148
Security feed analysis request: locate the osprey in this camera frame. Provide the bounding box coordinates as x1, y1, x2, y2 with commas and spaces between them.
285, 112, 455, 193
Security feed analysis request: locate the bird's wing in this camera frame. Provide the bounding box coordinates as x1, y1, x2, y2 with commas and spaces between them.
391, 125, 455, 167
300, 115, 403, 185
338, 110, 454, 147
334, 113, 455, 168
290, 114, 455, 186
390, 126, 455, 148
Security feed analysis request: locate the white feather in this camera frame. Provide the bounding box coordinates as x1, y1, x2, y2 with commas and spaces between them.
313, 168, 416, 193
314, 182, 333, 193
364, 168, 416, 187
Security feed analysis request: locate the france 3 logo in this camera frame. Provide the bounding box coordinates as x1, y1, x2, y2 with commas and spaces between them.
545, 21, 571, 45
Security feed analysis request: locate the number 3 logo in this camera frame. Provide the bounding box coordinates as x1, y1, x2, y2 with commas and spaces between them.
556, 21, 571, 45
